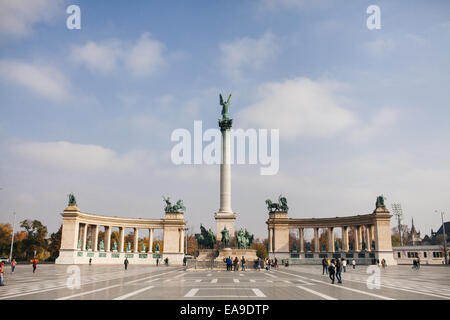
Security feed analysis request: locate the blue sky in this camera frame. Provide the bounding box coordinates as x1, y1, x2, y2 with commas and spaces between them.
0, 0, 449, 240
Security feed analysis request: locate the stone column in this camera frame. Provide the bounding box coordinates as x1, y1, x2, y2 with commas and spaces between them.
299, 228, 304, 253
342, 226, 349, 252
179, 228, 184, 253
355, 226, 361, 252
268, 228, 273, 253
365, 225, 371, 252
82, 224, 88, 251
105, 226, 111, 252
93, 225, 99, 251
133, 228, 139, 252
328, 227, 335, 252
219, 124, 232, 214
149, 229, 154, 253
369, 225, 375, 250
119, 227, 125, 252
314, 228, 319, 252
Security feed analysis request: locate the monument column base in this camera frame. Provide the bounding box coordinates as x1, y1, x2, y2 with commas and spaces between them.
214, 212, 237, 241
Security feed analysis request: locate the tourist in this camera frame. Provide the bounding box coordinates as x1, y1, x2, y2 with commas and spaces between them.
156, 258, 159, 266
241, 256, 246, 271
274, 258, 278, 269
417, 257, 421, 269
335, 259, 342, 284
124, 258, 129, 270
352, 259, 356, 269
342, 258, 347, 272
233, 257, 239, 271
32, 259, 38, 273
328, 260, 336, 284
322, 258, 328, 275
11, 259, 16, 273
226, 256, 232, 271
165, 257, 169, 266
89, 258, 92, 265
381, 258, 386, 269
259, 258, 264, 270
183, 256, 187, 266
0, 262, 5, 286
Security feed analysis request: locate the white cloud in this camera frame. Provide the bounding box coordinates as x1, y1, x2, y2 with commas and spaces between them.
257, 0, 331, 13
0, 60, 70, 101
71, 33, 166, 77
237, 77, 356, 140
220, 32, 280, 80
350, 107, 398, 142
71, 41, 122, 73
0, 0, 63, 38
13, 141, 151, 174
125, 33, 166, 77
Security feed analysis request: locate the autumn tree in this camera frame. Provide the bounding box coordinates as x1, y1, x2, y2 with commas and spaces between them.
20, 220, 48, 260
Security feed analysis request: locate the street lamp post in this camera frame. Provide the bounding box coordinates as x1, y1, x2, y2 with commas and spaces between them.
435, 211, 448, 265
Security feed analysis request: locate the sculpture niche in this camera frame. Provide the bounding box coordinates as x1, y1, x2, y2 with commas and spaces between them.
163, 196, 186, 213
195, 224, 216, 249
265, 195, 289, 213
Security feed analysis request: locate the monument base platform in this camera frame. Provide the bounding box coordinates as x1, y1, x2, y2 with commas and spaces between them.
215, 248, 258, 263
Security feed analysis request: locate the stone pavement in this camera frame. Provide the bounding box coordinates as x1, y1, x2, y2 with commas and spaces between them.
0, 264, 449, 300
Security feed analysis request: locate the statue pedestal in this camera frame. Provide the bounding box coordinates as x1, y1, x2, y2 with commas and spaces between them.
215, 248, 258, 263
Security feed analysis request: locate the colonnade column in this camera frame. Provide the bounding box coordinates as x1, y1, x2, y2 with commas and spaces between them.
328, 227, 335, 252
268, 228, 273, 253
105, 226, 111, 252
342, 226, 349, 252
314, 228, 319, 252
355, 226, 361, 252
93, 225, 99, 251
365, 225, 371, 252
179, 228, 184, 253
133, 228, 139, 252
82, 224, 88, 251
149, 229, 154, 253
119, 227, 125, 252
370, 225, 375, 250
299, 228, 304, 253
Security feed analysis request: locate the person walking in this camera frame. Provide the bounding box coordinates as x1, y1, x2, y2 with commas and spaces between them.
322, 258, 328, 275
342, 258, 347, 273
416, 257, 420, 269
156, 258, 159, 267
328, 260, 336, 284
274, 258, 278, 269
124, 258, 129, 270
32, 259, 37, 273
233, 257, 239, 271
11, 259, 16, 273
183, 256, 187, 266
241, 256, 246, 271
89, 258, 92, 265
335, 259, 342, 284
0, 262, 5, 286
381, 258, 386, 269
352, 259, 356, 269
226, 257, 232, 271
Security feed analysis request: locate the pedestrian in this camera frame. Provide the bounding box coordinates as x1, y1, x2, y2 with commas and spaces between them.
233, 257, 239, 271
335, 259, 342, 284
322, 257, 328, 275
416, 257, 420, 269
183, 256, 187, 266
11, 259, 16, 273
89, 258, 92, 265
274, 258, 278, 269
0, 262, 5, 286
381, 258, 386, 269
32, 259, 37, 273
328, 260, 336, 284
124, 258, 129, 270
226, 256, 232, 271
165, 258, 169, 266
352, 259, 356, 269
156, 258, 159, 266
241, 256, 246, 271
342, 258, 347, 272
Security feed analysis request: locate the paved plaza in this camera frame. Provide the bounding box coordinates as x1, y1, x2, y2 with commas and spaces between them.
0, 264, 449, 300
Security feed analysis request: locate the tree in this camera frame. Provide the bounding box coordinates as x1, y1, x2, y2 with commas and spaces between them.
0, 223, 12, 256
47, 225, 62, 261
252, 238, 268, 259
20, 220, 48, 260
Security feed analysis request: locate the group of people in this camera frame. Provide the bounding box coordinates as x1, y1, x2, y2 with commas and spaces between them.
326, 258, 344, 284
412, 257, 421, 269
0, 259, 27, 286
322, 257, 353, 276
225, 256, 246, 271
251, 258, 279, 270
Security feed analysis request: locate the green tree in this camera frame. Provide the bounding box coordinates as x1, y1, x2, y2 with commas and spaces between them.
0, 223, 12, 256
20, 220, 48, 260
47, 225, 62, 261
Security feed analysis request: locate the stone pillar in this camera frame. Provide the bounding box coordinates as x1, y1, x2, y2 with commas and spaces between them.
119, 227, 125, 252
355, 226, 361, 252
149, 229, 154, 253
268, 228, 273, 253
133, 228, 139, 252
342, 226, 349, 252
179, 228, 184, 253
365, 225, 371, 252
314, 228, 319, 252
369, 225, 375, 250
105, 226, 111, 252
93, 225, 99, 251
328, 227, 335, 252
219, 124, 232, 213
299, 228, 304, 253
82, 224, 88, 251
